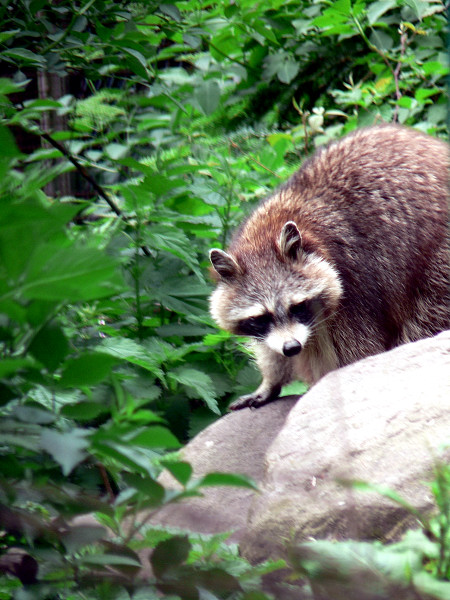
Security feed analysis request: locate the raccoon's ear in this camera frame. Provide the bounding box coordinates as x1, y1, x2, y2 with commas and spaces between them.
209, 248, 241, 279
279, 221, 303, 260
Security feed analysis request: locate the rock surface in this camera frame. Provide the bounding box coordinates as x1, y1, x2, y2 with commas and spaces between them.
156, 396, 297, 540
241, 330, 450, 564
153, 331, 450, 566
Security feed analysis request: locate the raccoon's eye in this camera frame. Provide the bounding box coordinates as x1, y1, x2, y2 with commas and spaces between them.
289, 301, 313, 324
237, 313, 273, 338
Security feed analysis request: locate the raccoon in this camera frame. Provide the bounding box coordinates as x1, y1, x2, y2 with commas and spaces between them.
209, 125, 449, 411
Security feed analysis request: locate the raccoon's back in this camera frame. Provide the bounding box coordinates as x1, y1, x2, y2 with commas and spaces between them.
231, 125, 448, 255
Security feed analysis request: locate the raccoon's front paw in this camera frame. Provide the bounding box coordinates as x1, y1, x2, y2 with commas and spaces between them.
228, 385, 281, 411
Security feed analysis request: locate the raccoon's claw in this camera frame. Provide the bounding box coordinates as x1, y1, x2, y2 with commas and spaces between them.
228, 385, 281, 411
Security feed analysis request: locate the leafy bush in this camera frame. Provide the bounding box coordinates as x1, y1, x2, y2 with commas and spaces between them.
288, 462, 450, 599
0, 0, 448, 598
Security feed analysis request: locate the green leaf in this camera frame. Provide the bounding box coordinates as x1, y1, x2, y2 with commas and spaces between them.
422, 61, 448, 76
60, 352, 117, 387
263, 53, 299, 84
122, 472, 165, 505
40, 428, 90, 475
369, 29, 393, 52
105, 143, 128, 160
131, 426, 181, 449
0, 358, 36, 378
154, 277, 210, 316
196, 472, 258, 491
92, 441, 156, 475
366, 0, 397, 25
28, 321, 69, 371
141, 173, 185, 196
397, 96, 414, 108
415, 88, 438, 102
282, 381, 308, 396
169, 367, 220, 414
2, 48, 46, 67
161, 460, 193, 485
0, 125, 21, 158
13, 405, 55, 425
146, 224, 201, 276
80, 553, 142, 567
341, 480, 426, 525
61, 525, 107, 554
277, 59, 299, 84
159, 4, 182, 22
404, 0, 443, 20
197, 81, 220, 115
99, 337, 164, 377
17, 245, 124, 302
151, 535, 191, 578
61, 401, 107, 421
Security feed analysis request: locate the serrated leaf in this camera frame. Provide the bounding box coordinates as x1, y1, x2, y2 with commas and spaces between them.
18, 244, 124, 302
131, 426, 181, 449
159, 4, 182, 22
151, 535, 191, 578
197, 81, 220, 115
99, 337, 164, 377
277, 59, 299, 84
169, 367, 219, 414
60, 352, 117, 387
40, 428, 90, 475
146, 224, 201, 276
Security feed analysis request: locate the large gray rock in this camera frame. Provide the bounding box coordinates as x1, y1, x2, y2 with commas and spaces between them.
156, 396, 297, 540
241, 330, 450, 563
153, 332, 450, 566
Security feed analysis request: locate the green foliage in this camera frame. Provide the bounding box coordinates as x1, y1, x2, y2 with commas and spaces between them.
289, 462, 450, 599
0, 0, 448, 598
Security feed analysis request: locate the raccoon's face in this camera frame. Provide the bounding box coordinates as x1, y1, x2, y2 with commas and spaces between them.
233, 297, 320, 357
209, 222, 342, 357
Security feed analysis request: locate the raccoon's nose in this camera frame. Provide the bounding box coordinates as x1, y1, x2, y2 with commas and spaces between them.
282, 340, 302, 357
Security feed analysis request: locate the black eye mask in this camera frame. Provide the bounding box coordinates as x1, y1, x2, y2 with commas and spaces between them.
237, 313, 273, 338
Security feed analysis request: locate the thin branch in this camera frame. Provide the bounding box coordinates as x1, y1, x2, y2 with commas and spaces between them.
392, 26, 408, 122
351, 11, 407, 123
208, 40, 257, 74
39, 131, 152, 257
229, 140, 282, 178
96, 462, 116, 504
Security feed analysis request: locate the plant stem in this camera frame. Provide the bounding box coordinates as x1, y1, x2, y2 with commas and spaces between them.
37, 129, 152, 257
